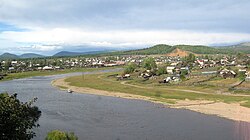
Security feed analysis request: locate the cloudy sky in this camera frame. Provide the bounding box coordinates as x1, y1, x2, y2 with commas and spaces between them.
0, 0, 250, 55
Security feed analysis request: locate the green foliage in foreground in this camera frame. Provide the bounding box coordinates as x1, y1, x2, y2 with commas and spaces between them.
46, 130, 78, 140
0, 93, 41, 140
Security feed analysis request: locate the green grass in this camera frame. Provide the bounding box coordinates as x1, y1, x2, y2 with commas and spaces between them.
1, 67, 121, 82
65, 72, 250, 108
241, 101, 250, 108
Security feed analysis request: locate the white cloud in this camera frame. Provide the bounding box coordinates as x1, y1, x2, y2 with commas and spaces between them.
0, 0, 249, 55
1, 28, 250, 49
30, 44, 63, 51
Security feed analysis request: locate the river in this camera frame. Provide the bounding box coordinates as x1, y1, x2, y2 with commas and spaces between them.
0, 69, 249, 140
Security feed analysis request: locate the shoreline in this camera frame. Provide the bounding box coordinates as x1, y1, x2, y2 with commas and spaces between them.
52, 77, 250, 123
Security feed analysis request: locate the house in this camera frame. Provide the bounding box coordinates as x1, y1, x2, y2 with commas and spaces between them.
140, 70, 154, 79
201, 71, 218, 76
8, 67, 15, 72
236, 65, 247, 68
104, 63, 117, 67
115, 61, 126, 65
54, 66, 62, 70
238, 69, 247, 73
117, 74, 130, 80
197, 60, 204, 66
246, 71, 250, 82
37, 67, 43, 70
11, 61, 18, 65
220, 58, 228, 65
180, 67, 190, 74
170, 62, 179, 66
166, 66, 176, 74
43, 66, 53, 70
220, 69, 236, 79
159, 76, 180, 83
140, 72, 152, 79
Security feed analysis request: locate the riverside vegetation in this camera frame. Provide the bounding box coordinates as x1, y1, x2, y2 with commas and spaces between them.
0, 93, 78, 140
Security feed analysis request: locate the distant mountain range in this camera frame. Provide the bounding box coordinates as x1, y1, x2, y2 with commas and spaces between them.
53, 51, 108, 57
0, 50, 111, 60
0, 53, 44, 59
0, 42, 250, 60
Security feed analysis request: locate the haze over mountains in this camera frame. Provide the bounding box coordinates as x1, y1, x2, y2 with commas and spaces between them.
1, 42, 250, 59
0, 50, 112, 59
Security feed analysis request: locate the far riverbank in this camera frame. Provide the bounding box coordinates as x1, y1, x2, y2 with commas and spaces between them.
52, 77, 250, 123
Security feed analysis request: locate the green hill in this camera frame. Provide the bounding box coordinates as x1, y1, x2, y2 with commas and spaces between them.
109, 44, 234, 55
121, 44, 176, 55
0, 53, 19, 59
223, 42, 250, 54
176, 45, 233, 54
19, 53, 44, 58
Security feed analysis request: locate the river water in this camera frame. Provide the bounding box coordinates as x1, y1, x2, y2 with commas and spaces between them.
0, 69, 249, 140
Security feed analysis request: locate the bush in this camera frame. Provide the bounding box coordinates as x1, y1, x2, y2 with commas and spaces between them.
0, 93, 41, 140
142, 57, 157, 70
46, 130, 78, 140
124, 62, 137, 74
156, 67, 166, 75
238, 72, 246, 81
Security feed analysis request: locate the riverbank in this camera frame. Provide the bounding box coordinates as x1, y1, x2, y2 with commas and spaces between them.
52, 76, 250, 122
0, 67, 121, 82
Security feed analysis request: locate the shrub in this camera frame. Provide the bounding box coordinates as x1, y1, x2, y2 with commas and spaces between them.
0, 93, 41, 140
46, 130, 78, 140
142, 57, 157, 70
156, 67, 166, 75
124, 63, 137, 74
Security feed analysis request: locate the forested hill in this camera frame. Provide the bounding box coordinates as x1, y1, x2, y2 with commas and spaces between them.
120, 45, 176, 55
109, 44, 235, 55
221, 42, 250, 54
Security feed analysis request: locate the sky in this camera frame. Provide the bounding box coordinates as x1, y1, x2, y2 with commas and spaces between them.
0, 0, 250, 55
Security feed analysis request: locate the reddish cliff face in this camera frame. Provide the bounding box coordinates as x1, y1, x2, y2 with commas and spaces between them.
166, 48, 197, 57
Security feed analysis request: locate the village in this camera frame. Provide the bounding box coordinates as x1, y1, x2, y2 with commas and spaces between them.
0, 54, 250, 91
112, 53, 250, 93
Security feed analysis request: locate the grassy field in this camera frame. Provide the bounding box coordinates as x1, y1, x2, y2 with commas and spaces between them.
1, 67, 121, 82
65, 72, 250, 108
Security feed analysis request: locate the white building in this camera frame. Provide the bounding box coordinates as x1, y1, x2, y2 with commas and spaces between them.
43, 66, 53, 70
166, 66, 176, 74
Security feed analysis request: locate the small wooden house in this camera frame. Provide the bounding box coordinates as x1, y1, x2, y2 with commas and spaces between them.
219, 69, 236, 79
246, 71, 250, 82
166, 66, 176, 74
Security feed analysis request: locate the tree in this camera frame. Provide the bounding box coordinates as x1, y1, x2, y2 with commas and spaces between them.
180, 70, 189, 80
0, 93, 41, 140
46, 130, 78, 140
186, 53, 196, 63
156, 67, 166, 76
3, 60, 11, 71
142, 57, 157, 70
124, 63, 137, 74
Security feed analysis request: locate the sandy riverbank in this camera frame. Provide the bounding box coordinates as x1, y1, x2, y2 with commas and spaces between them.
52, 77, 250, 122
